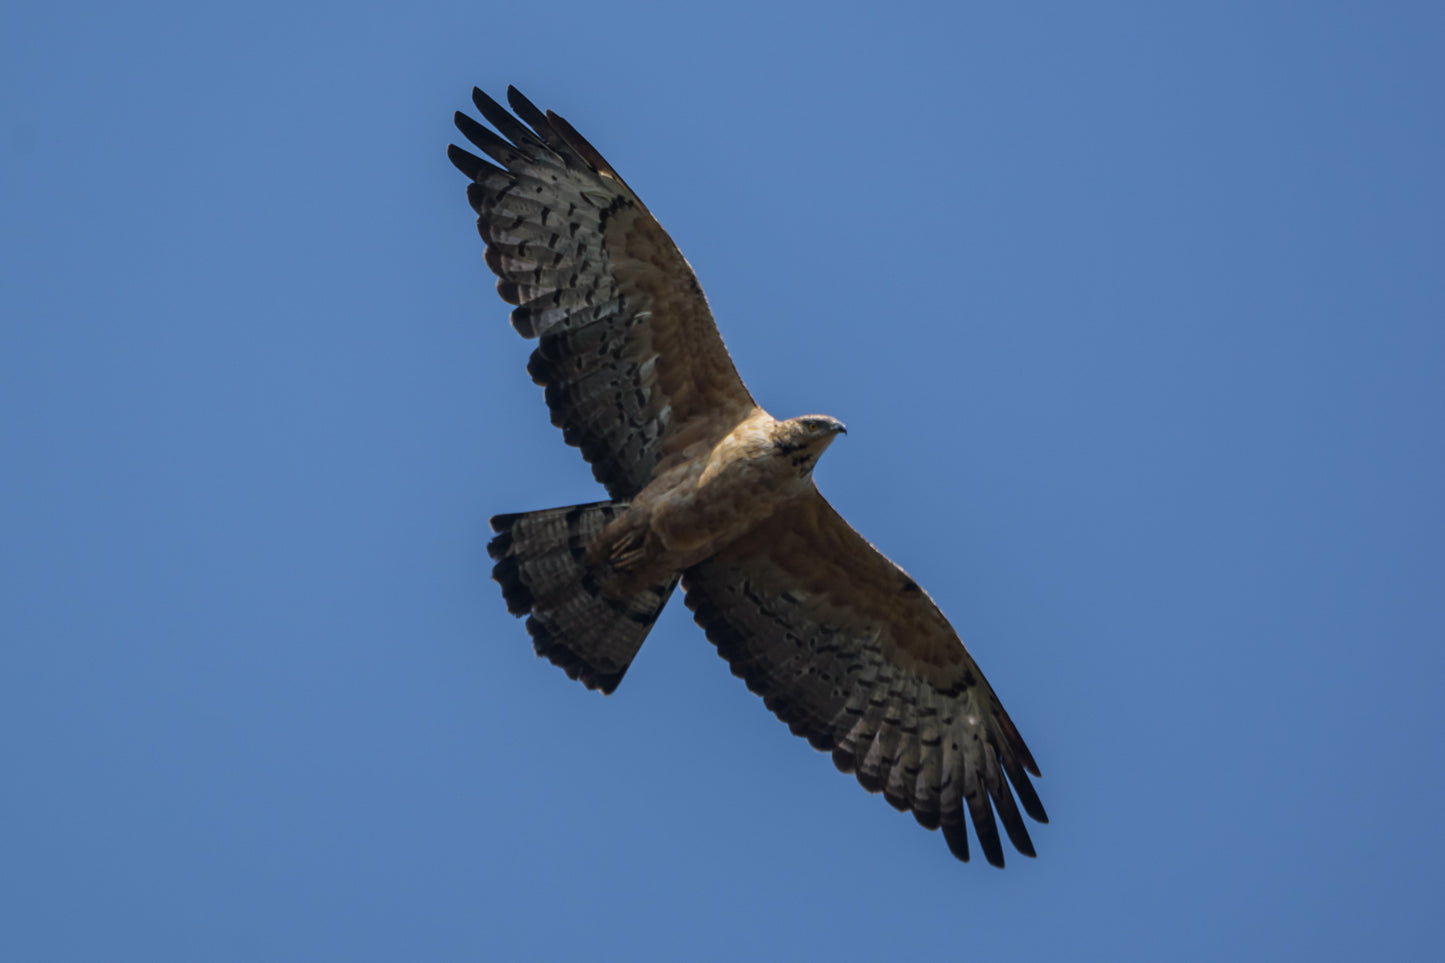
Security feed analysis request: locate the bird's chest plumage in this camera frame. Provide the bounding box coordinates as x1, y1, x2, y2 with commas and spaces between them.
648, 443, 806, 562
584, 421, 806, 594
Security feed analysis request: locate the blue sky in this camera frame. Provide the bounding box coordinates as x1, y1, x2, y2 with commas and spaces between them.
3, 1, 1443, 959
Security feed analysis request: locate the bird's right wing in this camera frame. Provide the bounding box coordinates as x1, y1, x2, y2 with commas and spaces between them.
449, 87, 757, 499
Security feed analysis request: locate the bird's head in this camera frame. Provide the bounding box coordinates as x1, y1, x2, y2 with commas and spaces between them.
771, 414, 847, 475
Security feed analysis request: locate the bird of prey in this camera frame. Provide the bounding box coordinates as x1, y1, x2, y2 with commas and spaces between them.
448, 86, 1047, 866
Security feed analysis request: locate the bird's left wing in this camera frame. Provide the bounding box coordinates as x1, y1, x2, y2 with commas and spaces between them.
681, 488, 1048, 866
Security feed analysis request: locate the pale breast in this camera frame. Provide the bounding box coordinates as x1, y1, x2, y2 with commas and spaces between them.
648, 411, 809, 567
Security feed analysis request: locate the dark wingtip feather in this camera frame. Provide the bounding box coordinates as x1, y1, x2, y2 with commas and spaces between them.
545, 110, 608, 173
546, 108, 639, 199
505, 86, 551, 137
883, 788, 911, 813
508, 306, 537, 339
998, 750, 1049, 823
1006, 825, 1037, 859
465, 182, 489, 216
470, 88, 512, 129
968, 794, 1006, 868
448, 142, 495, 182
993, 703, 1042, 778
913, 808, 942, 831
471, 86, 498, 110
453, 111, 528, 168
804, 730, 835, 751
451, 110, 490, 149
856, 770, 884, 794
525, 346, 555, 385
496, 279, 522, 305
483, 245, 503, 277
472, 87, 548, 152
506, 85, 539, 116
941, 820, 971, 862
991, 784, 1036, 858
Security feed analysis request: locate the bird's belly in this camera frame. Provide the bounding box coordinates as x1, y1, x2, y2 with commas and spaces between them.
649, 457, 802, 567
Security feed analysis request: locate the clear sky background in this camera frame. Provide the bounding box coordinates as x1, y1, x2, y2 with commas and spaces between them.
3, 2, 1443, 960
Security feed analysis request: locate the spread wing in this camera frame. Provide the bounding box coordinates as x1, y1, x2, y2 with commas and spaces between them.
681, 488, 1048, 866
448, 87, 756, 499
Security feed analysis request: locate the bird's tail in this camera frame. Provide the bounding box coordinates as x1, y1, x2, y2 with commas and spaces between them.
488, 502, 677, 694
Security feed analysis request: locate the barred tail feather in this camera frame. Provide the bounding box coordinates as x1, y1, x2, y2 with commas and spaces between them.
488, 502, 677, 694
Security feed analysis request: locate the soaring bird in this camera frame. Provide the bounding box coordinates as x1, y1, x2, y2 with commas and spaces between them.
449, 86, 1047, 865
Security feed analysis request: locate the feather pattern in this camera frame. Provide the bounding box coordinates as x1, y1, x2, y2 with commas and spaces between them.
450, 87, 756, 499
489, 502, 677, 694
682, 489, 1047, 866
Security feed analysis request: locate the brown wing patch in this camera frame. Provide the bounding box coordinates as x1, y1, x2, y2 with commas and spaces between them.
721, 495, 976, 686
450, 87, 755, 499
681, 488, 1046, 866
